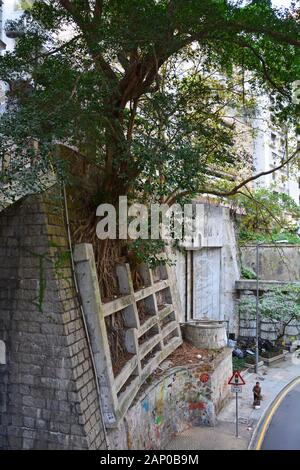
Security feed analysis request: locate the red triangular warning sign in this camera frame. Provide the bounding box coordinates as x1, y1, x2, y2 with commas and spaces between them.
228, 370, 246, 386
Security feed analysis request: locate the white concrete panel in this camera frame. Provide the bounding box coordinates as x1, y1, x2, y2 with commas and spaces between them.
193, 248, 221, 320
173, 250, 186, 322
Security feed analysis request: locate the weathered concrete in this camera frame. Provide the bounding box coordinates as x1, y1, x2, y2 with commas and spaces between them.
108, 348, 232, 450
210, 348, 233, 414
0, 189, 107, 449
241, 244, 300, 282
181, 321, 227, 350
173, 203, 240, 336
74, 243, 182, 428
262, 351, 289, 366
73, 243, 118, 427
236, 279, 294, 291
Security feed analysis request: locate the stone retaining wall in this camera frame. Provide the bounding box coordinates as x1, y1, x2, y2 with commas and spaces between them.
0, 189, 107, 449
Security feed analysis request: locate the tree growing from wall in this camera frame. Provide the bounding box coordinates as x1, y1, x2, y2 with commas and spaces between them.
0, 0, 300, 295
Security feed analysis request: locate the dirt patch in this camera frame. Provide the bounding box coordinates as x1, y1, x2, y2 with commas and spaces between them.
112, 351, 134, 377
166, 340, 222, 370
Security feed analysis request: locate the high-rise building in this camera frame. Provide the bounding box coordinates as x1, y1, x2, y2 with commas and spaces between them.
252, 95, 300, 205
0, 0, 24, 113
0, 0, 24, 51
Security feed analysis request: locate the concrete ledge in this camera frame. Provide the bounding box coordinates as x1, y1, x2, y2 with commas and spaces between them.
138, 316, 159, 337
236, 280, 295, 291
134, 280, 169, 302
102, 295, 133, 316
262, 350, 288, 366
115, 356, 138, 393
161, 321, 178, 339
245, 360, 264, 371
160, 337, 182, 361
158, 304, 173, 321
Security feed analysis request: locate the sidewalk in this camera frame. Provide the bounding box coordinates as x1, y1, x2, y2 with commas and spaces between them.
164, 354, 300, 450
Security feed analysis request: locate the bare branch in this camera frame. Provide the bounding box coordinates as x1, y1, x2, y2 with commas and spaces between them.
233, 38, 288, 97
220, 146, 300, 197
31, 34, 82, 62
166, 147, 300, 205
229, 22, 300, 48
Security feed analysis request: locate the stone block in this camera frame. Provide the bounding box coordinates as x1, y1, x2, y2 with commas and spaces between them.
0, 340, 6, 365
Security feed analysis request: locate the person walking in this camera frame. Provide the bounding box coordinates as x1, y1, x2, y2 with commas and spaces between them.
253, 382, 262, 409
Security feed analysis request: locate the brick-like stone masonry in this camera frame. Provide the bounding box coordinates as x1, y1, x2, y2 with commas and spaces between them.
0, 188, 107, 449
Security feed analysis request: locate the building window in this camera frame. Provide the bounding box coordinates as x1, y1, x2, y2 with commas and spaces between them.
272, 152, 278, 164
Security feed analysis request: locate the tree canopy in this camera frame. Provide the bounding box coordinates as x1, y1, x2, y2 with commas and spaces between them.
237, 188, 300, 244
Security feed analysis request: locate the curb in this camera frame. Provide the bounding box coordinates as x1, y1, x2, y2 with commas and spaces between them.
248, 375, 300, 450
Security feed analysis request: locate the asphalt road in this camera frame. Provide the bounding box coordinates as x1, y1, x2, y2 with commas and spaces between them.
261, 382, 300, 450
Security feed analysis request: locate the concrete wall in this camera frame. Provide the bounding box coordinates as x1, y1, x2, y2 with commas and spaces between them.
241, 245, 300, 282
0, 190, 107, 449
173, 203, 240, 335
108, 348, 232, 450
74, 244, 182, 427
210, 348, 233, 414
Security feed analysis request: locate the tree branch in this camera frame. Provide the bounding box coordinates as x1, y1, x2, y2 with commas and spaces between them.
31, 34, 82, 62
233, 38, 288, 97
230, 22, 300, 48
166, 146, 300, 205
221, 146, 300, 196
94, 0, 103, 20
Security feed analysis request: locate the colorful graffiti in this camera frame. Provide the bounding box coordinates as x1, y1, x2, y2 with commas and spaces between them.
107, 350, 232, 450
189, 401, 206, 410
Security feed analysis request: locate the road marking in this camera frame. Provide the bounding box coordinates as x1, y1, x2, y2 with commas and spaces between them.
256, 377, 300, 450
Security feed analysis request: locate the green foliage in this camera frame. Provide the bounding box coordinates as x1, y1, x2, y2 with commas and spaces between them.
259, 285, 300, 322
0, 1, 299, 206
241, 266, 257, 280
16, 0, 35, 11
127, 239, 169, 269
239, 230, 300, 245
0, 1, 300, 268
236, 189, 300, 244
232, 356, 246, 372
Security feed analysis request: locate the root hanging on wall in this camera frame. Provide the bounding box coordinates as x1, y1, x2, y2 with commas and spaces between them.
105, 311, 133, 376
72, 213, 125, 300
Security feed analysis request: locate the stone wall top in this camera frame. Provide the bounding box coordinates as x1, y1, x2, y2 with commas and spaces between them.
240, 245, 300, 282
236, 279, 295, 292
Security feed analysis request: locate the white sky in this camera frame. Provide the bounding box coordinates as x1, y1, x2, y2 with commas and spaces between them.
272, 0, 294, 7
3, 0, 298, 9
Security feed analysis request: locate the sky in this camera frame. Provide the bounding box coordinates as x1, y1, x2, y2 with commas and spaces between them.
2, 0, 298, 11
272, 0, 294, 7
2, 0, 298, 7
